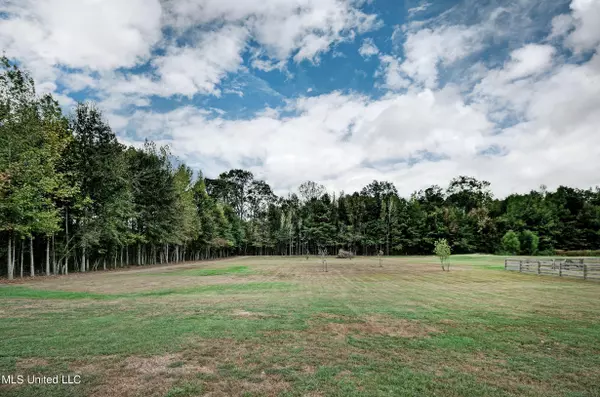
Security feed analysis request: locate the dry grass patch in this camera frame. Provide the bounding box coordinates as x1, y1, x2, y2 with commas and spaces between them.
15, 357, 49, 370
68, 353, 210, 397
232, 310, 274, 318
315, 315, 440, 339
201, 374, 290, 397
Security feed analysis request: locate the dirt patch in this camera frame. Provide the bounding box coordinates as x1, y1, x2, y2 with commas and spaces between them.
335, 370, 353, 379
123, 354, 180, 375
316, 313, 347, 320
439, 319, 457, 326
16, 358, 49, 370
316, 315, 439, 339
232, 310, 273, 318
197, 366, 215, 374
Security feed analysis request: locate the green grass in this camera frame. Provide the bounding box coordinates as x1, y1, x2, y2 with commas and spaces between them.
0, 255, 599, 397
152, 265, 253, 277
0, 281, 294, 300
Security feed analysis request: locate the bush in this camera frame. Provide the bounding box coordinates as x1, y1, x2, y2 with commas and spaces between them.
501, 230, 520, 255
519, 230, 539, 255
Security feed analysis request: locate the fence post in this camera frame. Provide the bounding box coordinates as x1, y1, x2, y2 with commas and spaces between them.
519, 260, 522, 273
538, 260, 541, 275
504, 259, 507, 270
559, 261, 562, 277
584, 263, 587, 280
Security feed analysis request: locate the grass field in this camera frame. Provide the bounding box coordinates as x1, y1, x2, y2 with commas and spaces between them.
1, 255, 599, 397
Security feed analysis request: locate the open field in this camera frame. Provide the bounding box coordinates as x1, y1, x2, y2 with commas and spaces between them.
1, 255, 599, 397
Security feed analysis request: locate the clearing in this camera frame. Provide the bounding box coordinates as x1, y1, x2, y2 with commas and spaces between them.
1, 255, 599, 397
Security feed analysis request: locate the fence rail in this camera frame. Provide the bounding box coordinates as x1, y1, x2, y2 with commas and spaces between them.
504, 258, 600, 281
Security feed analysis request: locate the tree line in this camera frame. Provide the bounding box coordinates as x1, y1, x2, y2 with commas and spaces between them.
2, 58, 600, 279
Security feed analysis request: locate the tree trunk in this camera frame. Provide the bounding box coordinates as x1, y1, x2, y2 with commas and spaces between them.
45, 237, 50, 276
20, 239, 24, 278
12, 235, 16, 277
52, 234, 57, 275
7, 234, 13, 280
65, 208, 69, 275
81, 246, 86, 272
30, 236, 34, 277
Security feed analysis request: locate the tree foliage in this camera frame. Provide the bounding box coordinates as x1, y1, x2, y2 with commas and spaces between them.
434, 238, 451, 271
3, 60, 600, 278
501, 231, 521, 255
519, 230, 539, 255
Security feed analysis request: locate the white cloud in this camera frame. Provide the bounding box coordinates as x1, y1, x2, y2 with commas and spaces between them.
358, 38, 379, 57
119, 31, 600, 197
408, 2, 432, 16
400, 25, 483, 87
2, 0, 600, 199
489, 44, 556, 83
70, 25, 248, 102
0, 0, 162, 71
164, 0, 380, 64
472, 44, 557, 119
549, 14, 574, 40
0, 0, 380, 101
564, 0, 600, 52
376, 55, 411, 90
150, 26, 248, 97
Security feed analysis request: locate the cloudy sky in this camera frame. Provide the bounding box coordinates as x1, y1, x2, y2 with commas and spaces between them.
1, 0, 599, 197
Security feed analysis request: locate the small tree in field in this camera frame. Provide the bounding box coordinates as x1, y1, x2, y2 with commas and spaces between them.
318, 247, 328, 272
501, 230, 520, 255
434, 239, 451, 271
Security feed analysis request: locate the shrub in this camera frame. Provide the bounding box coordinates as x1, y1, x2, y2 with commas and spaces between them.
519, 230, 539, 255
501, 230, 520, 255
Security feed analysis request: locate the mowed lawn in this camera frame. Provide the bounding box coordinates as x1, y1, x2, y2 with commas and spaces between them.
1, 256, 599, 397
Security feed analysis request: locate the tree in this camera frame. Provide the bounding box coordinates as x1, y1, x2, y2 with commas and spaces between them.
127, 142, 178, 265
6, 53, 600, 277
66, 102, 134, 271
434, 238, 451, 271
298, 181, 326, 202
0, 58, 70, 278
207, 169, 254, 219
318, 246, 328, 272
520, 230, 539, 255
501, 230, 520, 255
447, 176, 493, 213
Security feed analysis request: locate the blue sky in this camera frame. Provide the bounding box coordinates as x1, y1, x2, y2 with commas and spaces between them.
1, 0, 599, 196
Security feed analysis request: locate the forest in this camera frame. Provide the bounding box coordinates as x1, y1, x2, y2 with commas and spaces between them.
2, 58, 600, 280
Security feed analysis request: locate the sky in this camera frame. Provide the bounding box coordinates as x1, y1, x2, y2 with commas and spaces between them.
1, 0, 600, 198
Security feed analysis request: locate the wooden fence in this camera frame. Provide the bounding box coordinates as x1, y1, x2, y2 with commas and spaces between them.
505, 258, 600, 281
